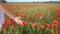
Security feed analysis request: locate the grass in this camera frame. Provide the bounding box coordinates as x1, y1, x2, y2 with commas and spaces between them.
2, 3, 60, 34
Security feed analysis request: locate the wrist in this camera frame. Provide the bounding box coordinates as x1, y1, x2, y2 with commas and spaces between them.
10, 16, 15, 20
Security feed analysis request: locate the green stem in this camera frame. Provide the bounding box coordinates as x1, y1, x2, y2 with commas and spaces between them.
11, 28, 12, 34
37, 27, 38, 34
21, 27, 23, 34
30, 29, 31, 34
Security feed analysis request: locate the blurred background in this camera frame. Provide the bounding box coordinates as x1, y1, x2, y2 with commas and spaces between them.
3, 0, 60, 2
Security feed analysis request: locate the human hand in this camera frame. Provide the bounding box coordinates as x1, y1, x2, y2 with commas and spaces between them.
13, 17, 23, 24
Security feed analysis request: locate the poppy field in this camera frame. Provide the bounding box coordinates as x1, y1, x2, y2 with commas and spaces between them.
2, 3, 60, 34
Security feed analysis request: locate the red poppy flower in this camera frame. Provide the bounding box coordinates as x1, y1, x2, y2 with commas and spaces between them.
31, 24, 36, 27
40, 25, 45, 29
9, 19, 14, 24
23, 20, 26, 25
36, 13, 40, 17
56, 11, 60, 17
19, 23, 24, 27
58, 16, 60, 20
53, 20, 59, 25
30, 23, 36, 27
12, 7, 16, 11
14, 12, 19, 17
2, 24, 7, 27
28, 16, 32, 20
43, 23, 47, 27
57, 27, 60, 31
10, 25, 15, 28
51, 16, 56, 18
53, 31, 56, 34
4, 19, 8, 24
47, 24, 52, 27
19, 21, 26, 27
56, 13, 59, 16
8, 7, 12, 11
30, 22, 38, 28
35, 13, 40, 19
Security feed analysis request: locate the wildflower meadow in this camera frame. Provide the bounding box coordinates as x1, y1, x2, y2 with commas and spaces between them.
1, 3, 60, 34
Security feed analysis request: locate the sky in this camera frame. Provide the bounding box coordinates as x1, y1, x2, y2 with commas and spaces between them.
5, 0, 60, 2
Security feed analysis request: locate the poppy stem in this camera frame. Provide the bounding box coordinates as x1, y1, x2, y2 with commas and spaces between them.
21, 27, 23, 34
30, 29, 31, 34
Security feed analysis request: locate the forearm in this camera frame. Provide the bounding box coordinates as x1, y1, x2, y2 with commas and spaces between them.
0, 4, 15, 20
0, 3, 23, 25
